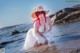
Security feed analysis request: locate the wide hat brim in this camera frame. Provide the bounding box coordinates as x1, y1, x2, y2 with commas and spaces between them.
31, 10, 49, 19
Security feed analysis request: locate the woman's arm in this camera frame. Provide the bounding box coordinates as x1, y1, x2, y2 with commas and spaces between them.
51, 15, 56, 25
34, 21, 43, 36
48, 15, 56, 31
47, 17, 53, 31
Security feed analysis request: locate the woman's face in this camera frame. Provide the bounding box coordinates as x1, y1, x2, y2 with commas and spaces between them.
38, 14, 45, 21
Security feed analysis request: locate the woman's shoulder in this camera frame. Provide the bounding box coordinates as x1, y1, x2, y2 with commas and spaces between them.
33, 20, 38, 24
33, 20, 39, 26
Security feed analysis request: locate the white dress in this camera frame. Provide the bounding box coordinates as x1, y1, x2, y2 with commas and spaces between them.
23, 20, 50, 51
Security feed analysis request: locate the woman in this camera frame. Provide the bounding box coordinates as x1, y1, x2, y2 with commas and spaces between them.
23, 6, 52, 50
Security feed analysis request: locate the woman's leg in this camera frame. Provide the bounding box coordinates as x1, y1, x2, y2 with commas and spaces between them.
41, 35, 48, 44
23, 28, 36, 50
39, 34, 48, 44
34, 35, 48, 46
45, 38, 48, 44
33, 31, 46, 45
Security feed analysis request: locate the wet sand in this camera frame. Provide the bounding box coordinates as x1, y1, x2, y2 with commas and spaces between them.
26, 39, 80, 53
26, 43, 59, 53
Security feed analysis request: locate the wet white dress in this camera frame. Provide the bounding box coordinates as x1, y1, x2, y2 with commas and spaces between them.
23, 20, 51, 51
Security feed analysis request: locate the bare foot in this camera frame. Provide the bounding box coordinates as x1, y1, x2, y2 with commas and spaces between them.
34, 41, 42, 47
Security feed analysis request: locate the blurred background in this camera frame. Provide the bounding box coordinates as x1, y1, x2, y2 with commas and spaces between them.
0, 0, 80, 28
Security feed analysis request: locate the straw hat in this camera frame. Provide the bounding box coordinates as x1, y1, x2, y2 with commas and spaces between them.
31, 6, 48, 19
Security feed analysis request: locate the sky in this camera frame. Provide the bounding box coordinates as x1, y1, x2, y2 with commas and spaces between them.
0, 0, 80, 28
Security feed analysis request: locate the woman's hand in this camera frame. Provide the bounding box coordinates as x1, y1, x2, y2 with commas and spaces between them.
38, 31, 44, 36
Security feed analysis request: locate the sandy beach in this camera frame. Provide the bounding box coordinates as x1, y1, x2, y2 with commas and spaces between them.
26, 39, 80, 53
